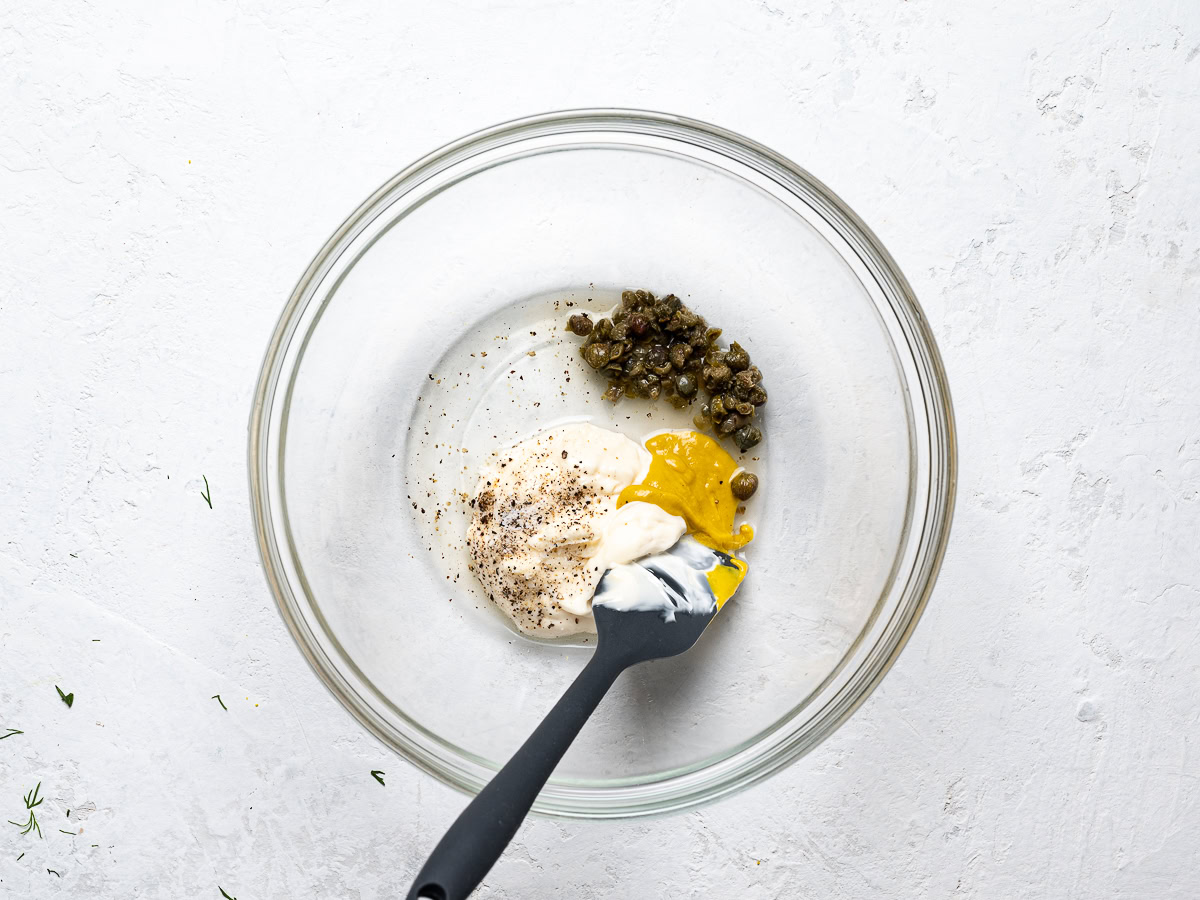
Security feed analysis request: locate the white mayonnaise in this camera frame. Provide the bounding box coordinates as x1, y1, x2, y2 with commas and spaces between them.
466, 423, 685, 636
592, 536, 734, 622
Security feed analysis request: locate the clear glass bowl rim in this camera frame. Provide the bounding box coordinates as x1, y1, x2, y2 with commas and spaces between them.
249, 108, 957, 819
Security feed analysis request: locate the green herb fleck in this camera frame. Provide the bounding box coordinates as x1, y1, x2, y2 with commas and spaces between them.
69, 553, 78, 558
370, 770, 386, 786
47, 868, 61, 877
219, 888, 237, 900
212, 694, 227, 711
56, 686, 74, 708
201, 475, 213, 509
16, 852, 24, 861
8, 782, 44, 838
59, 829, 76, 835
1, 728, 23, 740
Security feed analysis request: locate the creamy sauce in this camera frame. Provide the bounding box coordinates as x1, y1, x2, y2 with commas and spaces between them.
465, 423, 685, 636
592, 536, 748, 621
466, 424, 754, 637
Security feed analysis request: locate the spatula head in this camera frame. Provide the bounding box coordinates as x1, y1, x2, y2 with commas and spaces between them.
591, 537, 747, 666
592, 603, 717, 667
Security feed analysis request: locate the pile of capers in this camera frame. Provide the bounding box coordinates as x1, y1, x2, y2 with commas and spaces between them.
566, 290, 766, 452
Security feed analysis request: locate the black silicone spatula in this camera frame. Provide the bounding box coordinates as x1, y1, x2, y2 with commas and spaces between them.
406, 543, 744, 900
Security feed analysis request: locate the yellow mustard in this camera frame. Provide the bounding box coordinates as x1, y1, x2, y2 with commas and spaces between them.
617, 431, 754, 553
705, 556, 749, 610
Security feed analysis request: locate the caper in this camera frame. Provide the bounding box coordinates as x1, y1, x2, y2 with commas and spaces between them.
647, 344, 668, 369
583, 343, 611, 368
610, 320, 629, 341
717, 416, 740, 435
705, 327, 723, 343
654, 294, 681, 319
726, 341, 750, 371
733, 425, 762, 451
735, 400, 755, 417
566, 313, 593, 336
666, 310, 697, 332
748, 385, 768, 405
700, 366, 726, 392
595, 318, 613, 339
675, 373, 697, 397
734, 369, 757, 394
621, 290, 638, 308
710, 394, 728, 419
730, 471, 759, 500
628, 312, 650, 336
603, 384, 623, 402
669, 343, 692, 369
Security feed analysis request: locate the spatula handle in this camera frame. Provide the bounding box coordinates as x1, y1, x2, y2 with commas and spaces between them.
406, 648, 627, 900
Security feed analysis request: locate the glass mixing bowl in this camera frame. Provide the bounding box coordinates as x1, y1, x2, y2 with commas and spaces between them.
249, 110, 955, 819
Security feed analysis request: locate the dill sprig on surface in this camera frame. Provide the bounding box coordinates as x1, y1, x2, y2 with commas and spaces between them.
211, 694, 227, 711
201, 475, 213, 509
0, 728, 23, 740
7, 782, 44, 838
56, 686, 74, 708
371, 770, 386, 786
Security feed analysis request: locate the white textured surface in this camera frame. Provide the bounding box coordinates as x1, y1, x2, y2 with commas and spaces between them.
2, 1, 1199, 896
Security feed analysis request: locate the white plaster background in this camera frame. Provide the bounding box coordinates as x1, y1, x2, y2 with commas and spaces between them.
2, 1, 1198, 896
